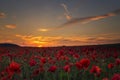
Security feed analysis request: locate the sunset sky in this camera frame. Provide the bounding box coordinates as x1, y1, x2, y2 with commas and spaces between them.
0, 0, 120, 47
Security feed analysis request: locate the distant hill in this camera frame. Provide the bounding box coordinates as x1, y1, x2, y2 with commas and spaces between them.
0, 43, 20, 47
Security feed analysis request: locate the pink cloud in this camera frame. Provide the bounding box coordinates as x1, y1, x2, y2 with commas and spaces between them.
5, 24, 16, 29
0, 12, 6, 18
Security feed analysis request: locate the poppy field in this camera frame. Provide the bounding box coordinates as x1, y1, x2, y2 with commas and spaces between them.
0, 45, 120, 80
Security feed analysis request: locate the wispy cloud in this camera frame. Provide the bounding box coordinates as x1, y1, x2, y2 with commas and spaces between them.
61, 3, 72, 20
15, 34, 62, 47
1, 40, 13, 43
0, 12, 6, 18
37, 28, 49, 32
15, 34, 85, 47
57, 8, 120, 28
15, 33, 120, 47
5, 24, 16, 29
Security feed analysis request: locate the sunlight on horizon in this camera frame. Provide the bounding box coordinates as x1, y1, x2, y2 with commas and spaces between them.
38, 29, 49, 32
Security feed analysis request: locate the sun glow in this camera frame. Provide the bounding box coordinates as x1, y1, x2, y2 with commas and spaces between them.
32, 41, 47, 47
38, 29, 49, 32
38, 45, 43, 47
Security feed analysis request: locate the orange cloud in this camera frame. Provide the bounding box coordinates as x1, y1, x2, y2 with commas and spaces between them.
0, 12, 6, 18
38, 28, 49, 32
5, 24, 16, 29
15, 34, 66, 47
0, 40, 13, 43
57, 9, 120, 28
15, 34, 50, 47
15, 33, 120, 47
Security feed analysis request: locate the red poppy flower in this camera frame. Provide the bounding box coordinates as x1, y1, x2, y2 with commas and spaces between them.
102, 77, 109, 80
91, 53, 97, 60
29, 59, 36, 67
75, 61, 83, 70
64, 56, 70, 61
73, 54, 80, 59
115, 58, 120, 66
48, 65, 57, 72
79, 58, 90, 69
0, 71, 5, 77
7, 61, 21, 78
32, 69, 40, 76
113, 53, 118, 58
1, 77, 7, 80
63, 65, 70, 72
111, 74, 120, 80
9, 61, 21, 73
39, 66, 44, 72
90, 65, 101, 76
40, 57, 46, 64
108, 63, 114, 69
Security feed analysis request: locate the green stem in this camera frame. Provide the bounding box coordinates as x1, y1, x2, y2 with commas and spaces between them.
67, 72, 70, 80
52, 73, 55, 80
60, 71, 63, 80
94, 75, 98, 80
82, 70, 86, 80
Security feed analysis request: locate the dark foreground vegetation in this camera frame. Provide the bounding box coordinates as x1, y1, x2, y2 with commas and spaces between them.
0, 43, 120, 80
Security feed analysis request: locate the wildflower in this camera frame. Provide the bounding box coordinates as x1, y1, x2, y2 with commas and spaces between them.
1, 77, 7, 80
40, 57, 46, 64
90, 65, 101, 76
113, 53, 118, 58
79, 58, 90, 69
9, 61, 21, 73
48, 65, 57, 72
32, 69, 40, 76
63, 65, 70, 72
6, 61, 21, 78
102, 77, 109, 80
111, 74, 120, 80
29, 59, 36, 66
108, 63, 114, 69
73, 54, 80, 59
75, 61, 83, 70
115, 58, 120, 66
39, 65, 44, 72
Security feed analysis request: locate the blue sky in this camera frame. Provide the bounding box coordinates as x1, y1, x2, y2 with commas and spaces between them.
0, 0, 120, 47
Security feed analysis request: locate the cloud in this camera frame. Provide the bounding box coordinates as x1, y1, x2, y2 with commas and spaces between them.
86, 37, 120, 44
61, 3, 72, 20
0, 39, 14, 44
15, 33, 120, 47
0, 12, 6, 18
37, 28, 49, 32
5, 24, 16, 29
15, 34, 84, 47
15, 34, 63, 47
57, 8, 120, 28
